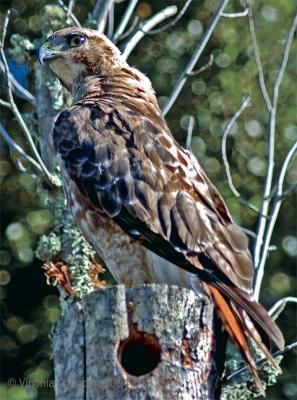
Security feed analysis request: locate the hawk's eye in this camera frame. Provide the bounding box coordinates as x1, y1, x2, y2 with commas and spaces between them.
66, 34, 86, 47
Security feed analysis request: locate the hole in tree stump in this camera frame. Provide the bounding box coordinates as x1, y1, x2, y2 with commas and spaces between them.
117, 330, 161, 377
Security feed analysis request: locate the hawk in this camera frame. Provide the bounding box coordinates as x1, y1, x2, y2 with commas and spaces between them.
39, 27, 284, 394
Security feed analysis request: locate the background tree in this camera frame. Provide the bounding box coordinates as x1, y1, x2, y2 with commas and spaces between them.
0, 1, 296, 399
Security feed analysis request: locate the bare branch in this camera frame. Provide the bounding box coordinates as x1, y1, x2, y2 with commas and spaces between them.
224, 341, 297, 383
221, 9, 248, 18
122, 6, 177, 60
92, 0, 107, 19
241, 227, 257, 239
0, 11, 56, 185
0, 122, 45, 176
273, 139, 297, 200
187, 54, 214, 76
142, 0, 192, 35
0, 98, 11, 108
245, 0, 272, 113
254, 139, 297, 299
269, 296, 297, 320
221, 96, 263, 214
112, 0, 139, 43
0, 11, 9, 48
0, 60, 36, 105
118, 16, 139, 40
283, 181, 297, 197
186, 116, 194, 150
107, 0, 114, 38
56, 0, 81, 27
111, 0, 191, 48
162, 0, 229, 117
273, 13, 297, 101
253, 13, 297, 291
15, 159, 37, 178
92, 0, 114, 33
66, 0, 75, 20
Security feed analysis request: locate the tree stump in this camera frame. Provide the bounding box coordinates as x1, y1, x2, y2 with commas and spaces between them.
53, 284, 219, 399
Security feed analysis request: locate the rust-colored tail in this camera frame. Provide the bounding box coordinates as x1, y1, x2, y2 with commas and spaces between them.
207, 283, 284, 396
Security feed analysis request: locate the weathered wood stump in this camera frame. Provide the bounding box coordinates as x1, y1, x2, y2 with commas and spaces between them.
53, 284, 219, 399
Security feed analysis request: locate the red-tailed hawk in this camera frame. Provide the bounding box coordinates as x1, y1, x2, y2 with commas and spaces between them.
39, 27, 284, 394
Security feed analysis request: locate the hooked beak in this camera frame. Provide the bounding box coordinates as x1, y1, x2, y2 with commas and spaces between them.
38, 43, 59, 65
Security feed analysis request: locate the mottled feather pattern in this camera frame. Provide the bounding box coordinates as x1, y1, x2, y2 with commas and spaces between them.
44, 27, 284, 395
53, 96, 253, 295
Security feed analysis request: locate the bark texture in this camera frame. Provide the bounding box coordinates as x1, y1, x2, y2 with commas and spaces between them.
53, 284, 218, 400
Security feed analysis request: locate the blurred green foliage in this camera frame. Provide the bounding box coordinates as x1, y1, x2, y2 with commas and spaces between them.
0, 1, 296, 399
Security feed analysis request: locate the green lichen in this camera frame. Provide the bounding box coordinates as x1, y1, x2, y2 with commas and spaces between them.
35, 232, 62, 261
8, 34, 34, 64
41, 5, 70, 36
37, 52, 72, 111
36, 179, 100, 304
40, 70, 71, 111
62, 210, 97, 297
222, 342, 283, 399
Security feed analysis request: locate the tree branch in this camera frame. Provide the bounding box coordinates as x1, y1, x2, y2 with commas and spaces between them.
186, 115, 194, 150
56, 0, 81, 27
142, 0, 192, 35
66, 0, 75, 21
0, 122, 46, 176
245, 0, 272, 113
221, 96, 264, 215
224, 341, 297, 383
269, 296, 297, 320
0, 98, 11, 108
240, 227, 257, 239
122, 6, 177, 60
283, 181, 297, 197
107, 0, 114, 39
162, 0, 229, 116
118, 16, 139, 40
253, 13, 297, 295
221, 9, 248, 18
187, 54, 214, 76
112, 0, 138, 43
254, 139, 297, 299
0, 10, 56, 185
0, 60, 36, 105
92, 0, 113, 33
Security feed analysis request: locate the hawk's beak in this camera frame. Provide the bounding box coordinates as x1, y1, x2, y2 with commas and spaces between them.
38, 43, 59, 65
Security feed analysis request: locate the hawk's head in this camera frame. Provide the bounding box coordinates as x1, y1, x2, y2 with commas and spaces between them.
38, 27, 125, 90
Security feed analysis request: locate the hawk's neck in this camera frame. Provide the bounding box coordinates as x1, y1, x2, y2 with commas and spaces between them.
72, 68, 162, 118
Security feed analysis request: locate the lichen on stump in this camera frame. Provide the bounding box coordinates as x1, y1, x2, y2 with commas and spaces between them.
53, 284, 219, 400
